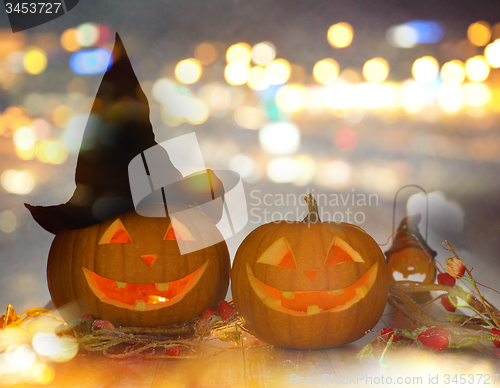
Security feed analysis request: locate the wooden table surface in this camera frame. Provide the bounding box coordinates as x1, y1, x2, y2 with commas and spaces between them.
4, 304, 500, 388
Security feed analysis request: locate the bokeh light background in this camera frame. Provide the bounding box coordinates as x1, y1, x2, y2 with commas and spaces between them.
1, 0, 500, 325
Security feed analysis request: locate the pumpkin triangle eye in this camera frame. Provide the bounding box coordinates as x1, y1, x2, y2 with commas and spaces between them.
163, 220, 194, 241
325, 237, 364, 265
257, 237, 297, 269
99, 219, 132, 245
278, 251, 296, 269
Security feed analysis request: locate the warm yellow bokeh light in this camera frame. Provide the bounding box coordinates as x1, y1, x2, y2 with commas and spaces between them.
440, 60, 466, 86
186, 99, 209, 125
485, 39, 500, 68
247, 66, 270, 91
400, 80, 427, 114
1, 169, 35, 195
327, 22, 353, 48
15, 147, 36, 160
194, 42, 218, 65
463, 82, 492, 107
24, 48, 47, 75
233, 106, 267, 130
340, 68, 361, 84
174, 59, 202, 84
362, 58, 389, 83
251, 41, 276, 66
275, 84, 306, 112
60, 28, 81, 52
267, 157, 297, 183
356, 83, 397, 109
468, 21, 491, 47
265, 59, 291, 85
313, 59, 339, 84
224, 62, 250, 85
293, 155, 316, 186
13, 126, 36, 151
323, 83, 354, 110
13, 125, 36, 160
465, 55, 490, 82
226, 43, 252, 64
52, 105, 73, 128
412, 56, 439, 84
438, 85, 464, 114
36, 140, 68, 164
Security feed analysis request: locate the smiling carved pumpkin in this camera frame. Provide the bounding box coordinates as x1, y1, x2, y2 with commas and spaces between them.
231, 195, 389, 349
47, 205, 230, 327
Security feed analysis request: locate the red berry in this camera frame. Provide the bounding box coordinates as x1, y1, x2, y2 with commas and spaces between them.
441, 296, 457, 312
81, 314, 93, 320
437, 273, 456, 287
164, 346, 180, 356
491, 328, 500, 348
417, 327, 450, 350
199, 309, 216, 320
217, 301, 235, 321
91, 319, 115, 331
381, 328, 399, 342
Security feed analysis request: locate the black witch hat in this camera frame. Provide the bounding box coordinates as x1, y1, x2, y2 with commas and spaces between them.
26, 34, 223, 234
384, 213, 437, 260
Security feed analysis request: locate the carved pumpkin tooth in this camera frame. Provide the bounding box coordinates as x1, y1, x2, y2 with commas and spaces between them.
307, 305, 320, 315
328, 289, 344, 295
116, 281, 126, 289
355, 285, 368, 297
135, 301, 147, 311
282, 291, 294, 299
156, 282, 169, 291
263, 297, 281, 309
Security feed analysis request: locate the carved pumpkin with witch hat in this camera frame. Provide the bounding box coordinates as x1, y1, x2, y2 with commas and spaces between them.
385, 213, 437, 283
26, 34, 230, 327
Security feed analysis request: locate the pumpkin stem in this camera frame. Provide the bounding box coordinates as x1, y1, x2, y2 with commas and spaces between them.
302, 194, 321, 223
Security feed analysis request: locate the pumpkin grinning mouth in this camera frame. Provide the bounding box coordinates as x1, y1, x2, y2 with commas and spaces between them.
246, 263, 378, 316
391, 271, 427, 282
83, 260, 209, 311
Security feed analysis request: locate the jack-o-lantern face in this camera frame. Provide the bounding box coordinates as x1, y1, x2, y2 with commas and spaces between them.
231, 211, 389, 349
47, 206, 230, 327
387, 247, 436, 283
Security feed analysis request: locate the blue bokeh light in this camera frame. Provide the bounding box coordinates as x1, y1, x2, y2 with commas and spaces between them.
69, 48, 112, 75
404, 20, 444, 44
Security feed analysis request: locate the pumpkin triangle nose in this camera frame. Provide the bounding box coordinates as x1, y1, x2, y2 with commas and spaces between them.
141, 254, 159, 267
304, 270, 317, 281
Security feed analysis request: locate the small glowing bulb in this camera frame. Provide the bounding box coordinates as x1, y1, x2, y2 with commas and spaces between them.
174, 59, 202, 84
327, 22, 353, 48
468, 21, 491, 47
313, 59, 339, 84
226, 43, 252, 64
412, 56, 439, 84
440, 60, 466, 85
465, 55, 490, 82
362, 58, 389, 83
